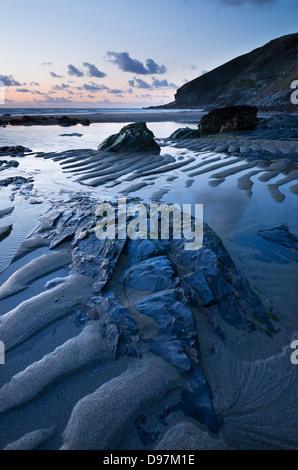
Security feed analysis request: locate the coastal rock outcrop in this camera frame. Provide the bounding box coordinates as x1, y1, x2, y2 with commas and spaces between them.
0, 196, 294, 450
0, 224, 12, 242
98, 122, 161, 154
0, 146, 32, 156
153, 33, 298, 111
258, 224, 298, 250
199, 105, 258, 135
169, 127, 200, 140
0, 160, 19, 171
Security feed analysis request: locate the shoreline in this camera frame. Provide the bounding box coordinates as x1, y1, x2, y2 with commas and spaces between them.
0, 110, 206, 126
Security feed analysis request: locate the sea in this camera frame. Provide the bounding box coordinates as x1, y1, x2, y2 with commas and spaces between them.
0, 107, 202, 116
0, 108, 200, 153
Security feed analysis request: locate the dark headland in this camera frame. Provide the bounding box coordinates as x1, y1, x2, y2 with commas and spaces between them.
147, 33, 298, 112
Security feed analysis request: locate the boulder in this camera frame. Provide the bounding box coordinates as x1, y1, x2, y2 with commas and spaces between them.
58, 115, 79, 126
169, 127, 200, 140
98, 122, 161, 154
199, 105, 258, 135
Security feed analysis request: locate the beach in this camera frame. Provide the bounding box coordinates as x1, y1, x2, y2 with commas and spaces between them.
0, 109, 297, 450
0, 110, 206, 126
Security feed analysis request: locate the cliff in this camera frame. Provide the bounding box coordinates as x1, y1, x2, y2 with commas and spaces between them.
153, 33, 298, 111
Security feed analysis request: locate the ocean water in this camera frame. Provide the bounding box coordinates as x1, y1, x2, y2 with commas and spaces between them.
0, 107, 203, 116
0, 121, 197, 152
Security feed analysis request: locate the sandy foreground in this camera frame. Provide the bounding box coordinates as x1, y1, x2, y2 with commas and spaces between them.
0, 113, 297, 450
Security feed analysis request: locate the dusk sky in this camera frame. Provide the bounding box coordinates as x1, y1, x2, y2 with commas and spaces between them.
1, 0, 297, 108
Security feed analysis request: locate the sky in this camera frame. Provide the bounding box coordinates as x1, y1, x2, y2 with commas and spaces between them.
0, 0, 297, 108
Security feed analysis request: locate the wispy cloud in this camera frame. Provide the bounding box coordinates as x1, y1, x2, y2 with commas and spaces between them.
152, 78, 177, 88
130, 78, 152, 89
83, 62, 106, 78
80, 82, 108, 92
129, 77, 178, 89
52, 83, 70, 90
41, 62, 52, 66
182, 64, 197, 70
67, 64, 84, 77
106, 51, 167, 75
50, 71, 63, 78
34, 96, 72, 104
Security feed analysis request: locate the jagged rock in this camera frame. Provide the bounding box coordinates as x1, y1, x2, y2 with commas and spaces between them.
60, 132, 83, 137
122, 255, 179, 292
169, 127, 200, 140
258, 224, 298, 249
199, 105, 258, 135
0, 160, 19, 170
0, 224, 12, 242
58, 115, 79, 126
0, 176, 32, 187
98, 122, 161, 154
0, 145, 32, 156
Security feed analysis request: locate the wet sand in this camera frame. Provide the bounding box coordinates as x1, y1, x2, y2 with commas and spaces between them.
0, 113, 297, 450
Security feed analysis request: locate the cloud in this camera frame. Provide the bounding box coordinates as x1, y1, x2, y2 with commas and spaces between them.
0, 74, 22, 86
67, 64, 84, 77
52, 83, 70, 90
15, 88, 31, 93
135, 94, 153, 99
131, 78, 152, 89
30, 81, 40, 86
81, 82, 108, 92
182, 64, 197, 70
106, 51, 167, 75
129, 77, 177, 89
83, 62, 106, 78
34, 96, 72, 104
41, 62, 52, 66
152, 78, 177, 88
50, 71, 63, 78
107, 88, 125, 94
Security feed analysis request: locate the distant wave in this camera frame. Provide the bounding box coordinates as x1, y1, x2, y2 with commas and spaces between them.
0, 107, 203, 116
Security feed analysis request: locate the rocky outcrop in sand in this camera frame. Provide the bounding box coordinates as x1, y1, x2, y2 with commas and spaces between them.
0, 197, 290, 451
199, 105, 258, 135
98, 122, 161, 154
